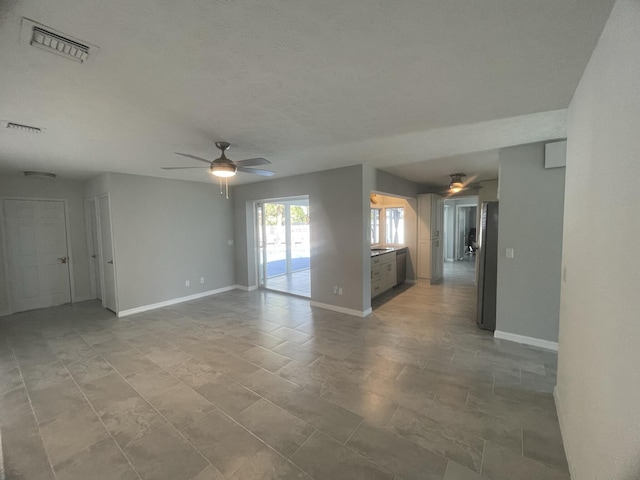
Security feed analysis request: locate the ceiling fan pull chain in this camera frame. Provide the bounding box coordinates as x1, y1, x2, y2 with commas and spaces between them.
219, 177, 224, 195
225, 178, 229, 199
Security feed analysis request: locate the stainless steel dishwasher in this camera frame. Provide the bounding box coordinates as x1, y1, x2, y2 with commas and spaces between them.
396, 249, 407, 285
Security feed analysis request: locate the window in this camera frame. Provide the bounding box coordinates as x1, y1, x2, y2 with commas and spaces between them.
371, 208, 380, 244
385, 207, 404, 244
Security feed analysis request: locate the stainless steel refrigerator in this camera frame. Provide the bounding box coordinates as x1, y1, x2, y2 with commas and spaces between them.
477, 201, 499, 331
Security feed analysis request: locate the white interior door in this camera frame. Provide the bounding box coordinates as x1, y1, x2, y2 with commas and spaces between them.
97, 195, 117, 312
3, 199, 71, 313
85, 198, 102, 301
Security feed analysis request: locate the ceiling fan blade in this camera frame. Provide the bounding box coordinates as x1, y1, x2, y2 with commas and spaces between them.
235, 157, 271, 167
174, 152, 212, 164
161, 166, 210, 170
237, 166, 275, 177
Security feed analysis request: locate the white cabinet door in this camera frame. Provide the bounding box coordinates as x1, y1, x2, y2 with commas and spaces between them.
417, 240, 432, 279
418, 194, 433, 239
3, 199, 71, 313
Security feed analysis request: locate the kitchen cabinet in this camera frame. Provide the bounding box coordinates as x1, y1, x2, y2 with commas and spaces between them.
371, 251, 396, 298
417, 194, 444, 283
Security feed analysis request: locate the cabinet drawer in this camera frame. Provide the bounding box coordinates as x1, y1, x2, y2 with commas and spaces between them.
371, 266, 381, 280
371, 280, 381, 297
380, 252, 396, 265
371, 256, 381, 267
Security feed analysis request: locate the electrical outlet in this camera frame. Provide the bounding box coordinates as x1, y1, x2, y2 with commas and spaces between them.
185, 280, 190, 287
228, 239, 234, 246
200, 277, 205, 284
338, 287, 343, 295
506, 248, 514, 259
333, 286, 338, 295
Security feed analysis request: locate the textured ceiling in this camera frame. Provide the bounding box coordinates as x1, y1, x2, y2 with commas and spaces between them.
0, 0, 614, 185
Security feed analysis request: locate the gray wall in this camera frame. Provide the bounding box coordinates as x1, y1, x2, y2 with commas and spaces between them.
0, 175, 92, 315
92, 173, 235, 312
234, 165, 368, 313
556, 1, 640, 478
495, 143, 565, 342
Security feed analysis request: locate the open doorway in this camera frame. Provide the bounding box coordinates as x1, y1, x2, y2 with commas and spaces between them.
443, 196, 478, 281
257, 196, 310, 297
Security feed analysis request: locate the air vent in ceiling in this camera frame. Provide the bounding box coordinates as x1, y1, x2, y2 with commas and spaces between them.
20, 18, 99, 64
1, 120, 44, 133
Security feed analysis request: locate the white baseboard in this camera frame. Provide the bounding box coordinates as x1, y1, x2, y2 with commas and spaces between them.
494, 330, 558, 351
234, 284, 258, 292
117, 285, 237, 317
554, 387, 575, 479
310, 301, 371, 318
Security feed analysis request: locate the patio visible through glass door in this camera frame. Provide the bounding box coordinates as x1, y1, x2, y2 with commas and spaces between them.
257, 196, 310, 297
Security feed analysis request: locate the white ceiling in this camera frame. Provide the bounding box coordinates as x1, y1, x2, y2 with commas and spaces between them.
0, 0, 614, 185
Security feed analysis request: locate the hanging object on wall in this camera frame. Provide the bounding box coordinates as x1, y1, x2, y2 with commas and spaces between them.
162, 141, 275, 199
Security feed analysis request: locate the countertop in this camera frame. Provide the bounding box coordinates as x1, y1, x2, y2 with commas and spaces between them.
370, 246, 407, 257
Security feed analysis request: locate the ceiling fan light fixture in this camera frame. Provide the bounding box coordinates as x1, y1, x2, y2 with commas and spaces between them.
210, 164, 237, 177
449, 173, 466, 193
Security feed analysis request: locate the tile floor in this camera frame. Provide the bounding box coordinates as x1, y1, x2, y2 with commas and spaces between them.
266, 269, 311, 298
0, 261, 568, 480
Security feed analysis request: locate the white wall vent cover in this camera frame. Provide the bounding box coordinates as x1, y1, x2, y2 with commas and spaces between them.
20, 18, 99, 63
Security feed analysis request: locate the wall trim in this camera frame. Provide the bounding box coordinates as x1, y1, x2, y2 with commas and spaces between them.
554, 387, 575, 479
117, 285, 237, 317
310, 301, 372, 318
72, 296, 95, 304
494, 330, 558, 351
234, 284, 258, 292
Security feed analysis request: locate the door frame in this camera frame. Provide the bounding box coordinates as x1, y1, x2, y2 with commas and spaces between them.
0, 196, 76, 315
84, 197, 100, 300
96, 194, 118, 312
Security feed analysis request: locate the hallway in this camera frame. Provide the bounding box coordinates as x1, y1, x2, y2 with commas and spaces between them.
0, 267, 566, 480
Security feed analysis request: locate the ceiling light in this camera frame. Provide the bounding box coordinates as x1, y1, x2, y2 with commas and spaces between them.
449, 173, 466, 193
210, 164, 237, 178
24, 171, 56, 179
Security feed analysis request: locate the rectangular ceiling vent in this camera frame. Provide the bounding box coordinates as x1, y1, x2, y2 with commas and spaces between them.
0, 121, 44, 134
20, 18, 99, 64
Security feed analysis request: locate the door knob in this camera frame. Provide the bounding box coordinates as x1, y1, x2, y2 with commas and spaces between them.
108, 260, 113, 264
58, 257, 67, 264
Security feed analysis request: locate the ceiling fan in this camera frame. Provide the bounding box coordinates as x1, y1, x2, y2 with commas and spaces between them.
162, 141, 275, 198
437, 173, 480, 196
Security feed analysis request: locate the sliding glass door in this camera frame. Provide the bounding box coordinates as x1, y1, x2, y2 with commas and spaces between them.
256, 197, 310, 297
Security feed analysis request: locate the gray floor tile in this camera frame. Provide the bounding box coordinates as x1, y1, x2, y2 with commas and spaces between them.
124, 423, 209, 480
481, 442, 569, 480
29, 378, 90, 424
522, 426, 569, 473
290, 430, 393, 480
280, 390, 363, 443
81, 373, 166, 448
165, 358, 221, 389
321, 383, 399, 425
66, 355, 116, 384
272, 341, 323, 365
241, 345, 292, 372
192, 465, 226, 480
195, 374, 261, 416
240, 368, 304, 405
444, 461, 480, 480
235, 398, 315, 457
229, 449, 311, 480
1, 415, 55, 480
53, 437, 138, 480
124, 367, 182, 397
346, 421, 448, 480
146, 383, 215, 429
387, 406, 485, 472
181, 409, 267, 477
39, 405, 110, 467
